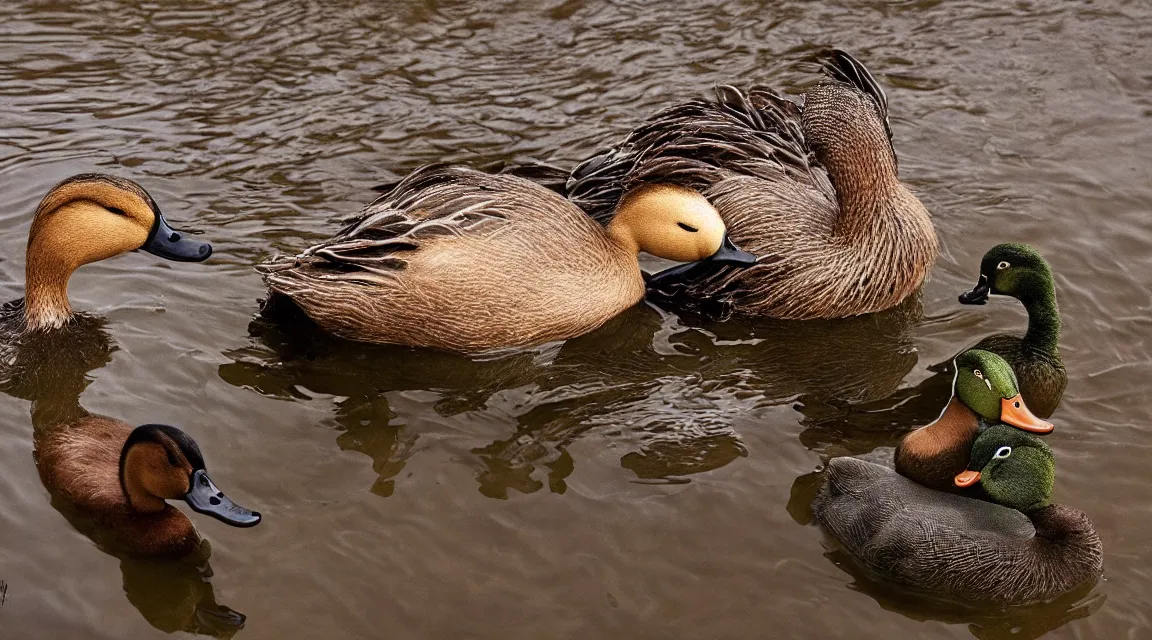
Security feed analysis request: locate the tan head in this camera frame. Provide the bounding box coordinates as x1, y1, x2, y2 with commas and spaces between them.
24, 174, 212, 331
607, 184, 729, 260
119, 424, 260, 527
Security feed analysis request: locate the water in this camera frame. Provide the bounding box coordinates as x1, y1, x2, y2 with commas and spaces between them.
1, 1, 1150, 638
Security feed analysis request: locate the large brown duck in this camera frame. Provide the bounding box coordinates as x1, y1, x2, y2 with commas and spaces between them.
36, 419, 260, 557
559, 50, 938, 319
259, 164, 757, 355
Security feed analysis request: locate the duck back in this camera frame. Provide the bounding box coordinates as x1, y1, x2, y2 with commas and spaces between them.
813, 457, 1101, 604
261, 165, 644, 354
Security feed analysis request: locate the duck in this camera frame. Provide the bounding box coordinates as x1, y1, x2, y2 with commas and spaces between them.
815, 426, 1102, 605
35, 418, 260, 557
0, 173, 212, 338
957, 243, 1066, 418
258, 164, 758, 355
895, 349, 1053, 491
557, 49, 938, 320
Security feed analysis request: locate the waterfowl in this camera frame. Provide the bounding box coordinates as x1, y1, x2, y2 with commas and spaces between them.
815, 426, 1102, 605
895, 349, 1053, 491
559, 49, 938, 319
0, 173, 212, 337
35, 418, 260, 557
958, 243, 1066, 417
259, 164, 757, 354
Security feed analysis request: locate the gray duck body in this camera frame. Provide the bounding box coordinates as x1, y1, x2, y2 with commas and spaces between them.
813, 457, 1102, 605
562, 50, 938, 320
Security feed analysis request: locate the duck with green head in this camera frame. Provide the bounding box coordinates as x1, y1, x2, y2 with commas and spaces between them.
814, 426, 1102, 605
895, 349, 1053, 491
958, 243, 1065, 417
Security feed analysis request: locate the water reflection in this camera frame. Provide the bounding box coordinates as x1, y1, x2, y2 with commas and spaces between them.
2, 323, 245, 638
221, 294, 922, 497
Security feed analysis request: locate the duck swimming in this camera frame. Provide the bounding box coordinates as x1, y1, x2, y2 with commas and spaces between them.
815, 426, 1102, 605
0, 173, 212, 337
35, 418, 260, 557
895, 349, 1053, 491
259, 164, 757, 355
557, 49, 938, 320
958, 243, 1065, 418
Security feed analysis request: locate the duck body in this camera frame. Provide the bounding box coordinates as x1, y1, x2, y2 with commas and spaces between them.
260, 164, 755, 355
36, 417, 200, 556
35, 418, 260, 557
563, 50, 938, 320
813, 456, 1102, 604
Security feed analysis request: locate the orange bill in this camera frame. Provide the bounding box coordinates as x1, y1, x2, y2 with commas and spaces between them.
954, 470, 981, 488
1000, 394, 1054, 434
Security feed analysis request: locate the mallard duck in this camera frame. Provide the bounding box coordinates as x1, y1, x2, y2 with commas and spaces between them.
815, 426, 1102, 605
259, 164, 757, 354
895, 349, 1053, 491
0, 173, 212, 337
557, 49, 937, 319
35, 418, 260, 557
957, 243, 1065, 418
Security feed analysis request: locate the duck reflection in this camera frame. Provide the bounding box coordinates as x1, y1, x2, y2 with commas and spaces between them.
1, 320, 246, 638
221, 293, 921, 498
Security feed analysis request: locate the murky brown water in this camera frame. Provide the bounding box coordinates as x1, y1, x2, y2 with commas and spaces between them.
1, 0, 1150, 638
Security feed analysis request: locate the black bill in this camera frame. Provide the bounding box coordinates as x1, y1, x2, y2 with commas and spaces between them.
142, 211, 212, 262
647, 235, 759, 287
184, 469, 262, 528
958, 274, 990, 305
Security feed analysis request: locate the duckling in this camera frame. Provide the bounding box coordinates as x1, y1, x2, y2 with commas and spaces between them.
815, 426, 1102, 605
259, 164, 757, 354
559, 49, 937, 320
957, 243, 1066, 417
895, 349, 1053, 491
35, 418, 260, 557
0, 173, 212, 337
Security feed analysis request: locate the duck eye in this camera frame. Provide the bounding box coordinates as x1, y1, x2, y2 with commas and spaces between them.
973, 369, 983, 379
677, 222, 698, 233
106, 206, 128, 217
997, 261, 1010, 270
994, 446, 1012, 459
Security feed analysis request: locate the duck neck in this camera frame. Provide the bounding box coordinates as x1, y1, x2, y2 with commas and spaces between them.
895, 397, 983, 488
23, 248, 76, 332
1018, 276, 1061, 358
605, 217, 640, 257
119, 451, 168, 515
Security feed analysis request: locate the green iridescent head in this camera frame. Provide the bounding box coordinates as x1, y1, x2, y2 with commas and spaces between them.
954, 425, 1054, 512
958, 243, 1054, 305
953, 350, 1053, 433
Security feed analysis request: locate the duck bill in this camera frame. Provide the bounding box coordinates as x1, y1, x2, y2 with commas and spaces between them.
707, 235, 759, 267
142, 211, 213, 262
1000, 395, 1054, 433
646, 236, 758, 287
184, 469, 262, 528
954, 470, 981, 488
958, 274, 990, 305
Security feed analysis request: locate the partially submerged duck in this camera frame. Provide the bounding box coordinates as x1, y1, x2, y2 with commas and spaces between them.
958, 243, 1066, 418
895, 349, 1053, 491
560, 50, 938, 319
35, 418, 260, 557
815, 426, 1102, 605
259, 164, 757, 355
1, 173, 212, 337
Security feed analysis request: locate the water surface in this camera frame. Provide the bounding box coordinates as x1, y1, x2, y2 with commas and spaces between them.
1, 1, 1150, 638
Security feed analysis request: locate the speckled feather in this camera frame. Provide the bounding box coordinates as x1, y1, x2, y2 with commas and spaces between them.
564, 50, 937, 320
260, 164, 645, 354
813, 458, 1102, 604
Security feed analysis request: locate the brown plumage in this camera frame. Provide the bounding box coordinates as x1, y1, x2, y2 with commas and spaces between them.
562, 50, 939, 319
35, 418, 260, 557
260, 164, 752, 355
